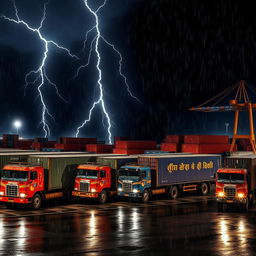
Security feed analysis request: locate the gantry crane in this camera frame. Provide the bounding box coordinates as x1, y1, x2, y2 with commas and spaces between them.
190, 80, 256, 153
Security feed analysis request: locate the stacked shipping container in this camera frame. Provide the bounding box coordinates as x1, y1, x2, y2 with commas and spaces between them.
160, 135, 184, 152
181, 135, 236, 154
113, 140, 157, 154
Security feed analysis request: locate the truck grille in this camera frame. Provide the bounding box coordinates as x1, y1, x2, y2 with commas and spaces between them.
80, 182, 89, 192
6, 185, 18, 197
224, 187, 236, 198
122, 183, 132, 192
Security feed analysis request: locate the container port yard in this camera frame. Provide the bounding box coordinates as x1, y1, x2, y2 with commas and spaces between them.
1, 0, 256, 255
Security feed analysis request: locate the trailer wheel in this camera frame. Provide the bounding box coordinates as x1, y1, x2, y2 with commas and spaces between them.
169, 186, 179, 199
32, 193, 42, 210
200, 182, 209, 196
98, 190, 107, 204
142, 189, 150, 203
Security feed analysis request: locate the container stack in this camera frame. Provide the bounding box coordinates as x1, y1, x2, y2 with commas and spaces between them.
181, 135, 236, 154
86, 144, 114, 153
55, 137, 97, 151
32, 141, 57, 151
113, 140, 156, 154
15, 139, 34, 150
2, 134, 19, 148
236, 139, 252, 151
160, 135, 184, 152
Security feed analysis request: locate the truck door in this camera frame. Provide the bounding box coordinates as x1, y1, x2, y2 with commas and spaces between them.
100, 170, 108, 188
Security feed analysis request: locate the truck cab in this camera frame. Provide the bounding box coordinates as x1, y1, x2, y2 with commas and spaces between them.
72, 164, 112, 203
117, 165, 151, 202
0, 164, 44, 208
215, 168, 249, 211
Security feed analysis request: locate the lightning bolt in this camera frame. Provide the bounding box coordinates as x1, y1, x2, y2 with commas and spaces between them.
75, 0, 141, 143
1, 1, 78, 137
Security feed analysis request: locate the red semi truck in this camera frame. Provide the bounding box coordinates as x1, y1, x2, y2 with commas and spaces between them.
0, 154, 117, 209
215, 154, 256, 211
72, 156, 138, 203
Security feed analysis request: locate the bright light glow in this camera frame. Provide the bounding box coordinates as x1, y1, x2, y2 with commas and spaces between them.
91, 188, 96, 192
75, 0, 141, 143
1, 1, 78, 137
238, 193, 245, 198
20, 193, 26, 198
218, 192, 225, 197
132, 189, 139, 193
118, 188, 122, 192
14, 120, 22, 129
0, 192, 4, 196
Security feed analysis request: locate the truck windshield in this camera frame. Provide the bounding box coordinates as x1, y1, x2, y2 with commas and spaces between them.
0, 170, 29, 181
119, 168, 140, 178
217, 173, 244, 184
77, 169, 98, 179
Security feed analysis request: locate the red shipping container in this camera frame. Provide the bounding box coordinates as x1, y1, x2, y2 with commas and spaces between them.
182, 143, 237, 154
113, 148, 144, 155
160, 143, 177, 152
59, 137, 97, 144
32, 141, 57, 150
115, 140, 156, 149
182, 144, 199, 153
164, 135, 184, 144
55, 143, 86, 151
184, 135, 229, 144
86, 144, 114, 153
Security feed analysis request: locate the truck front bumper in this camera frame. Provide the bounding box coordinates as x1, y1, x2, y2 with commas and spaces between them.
0, 196, 32, 204
118, 192, 142, 198
216, 197, 247, 204
72, 191, 99, 198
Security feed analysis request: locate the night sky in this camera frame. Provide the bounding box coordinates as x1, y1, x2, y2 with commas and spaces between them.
0, 0, 256, 142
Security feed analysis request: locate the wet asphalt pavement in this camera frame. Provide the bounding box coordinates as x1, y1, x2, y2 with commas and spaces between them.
0, 195, 256, 256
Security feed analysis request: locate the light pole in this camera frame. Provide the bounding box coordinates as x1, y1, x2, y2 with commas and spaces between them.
13, 120, 22, 135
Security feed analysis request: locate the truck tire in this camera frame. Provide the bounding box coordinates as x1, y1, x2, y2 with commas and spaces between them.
142, 189, 150, 203
217, 203, 223, 212
200, 182, 209, 196
169, 186, 179, 199
98, 190, 107, 204
32, 193, 42, 210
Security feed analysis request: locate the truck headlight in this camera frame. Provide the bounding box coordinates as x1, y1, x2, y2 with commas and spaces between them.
237, 193, 245, 198
74, 188, 78, 190
20, 193, 27, 198
218, 192, 225, 197
0, 191, 4, 196
91, 188, 96, 193
133, 189, 139, 193
118, 188, 122, 192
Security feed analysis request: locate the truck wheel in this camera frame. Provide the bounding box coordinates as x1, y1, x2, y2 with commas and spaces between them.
217, 203, 223, 212
98, 190, 107, 204
170, 186, 179, 199
32, 193, 42, 210
200, 183, 209, 196
142, 189, 150, 203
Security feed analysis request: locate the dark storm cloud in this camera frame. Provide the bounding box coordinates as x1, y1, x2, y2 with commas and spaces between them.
0, 0, 255, 141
